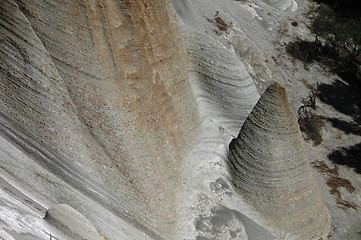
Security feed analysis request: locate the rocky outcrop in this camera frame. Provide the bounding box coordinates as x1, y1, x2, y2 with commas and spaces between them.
228, 83, 330, 239
1, 0, 198, 237
262, 0, 298, 11
1, 0, 331, 239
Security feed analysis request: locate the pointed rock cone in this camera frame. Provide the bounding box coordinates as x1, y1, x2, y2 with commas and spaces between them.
228, 82, 330, 239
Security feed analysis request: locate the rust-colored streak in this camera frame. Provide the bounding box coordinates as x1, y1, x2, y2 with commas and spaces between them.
14, 0, 199, 236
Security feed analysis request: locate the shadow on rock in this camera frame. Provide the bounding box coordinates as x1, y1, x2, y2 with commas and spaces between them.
320, 81, 361, 175
318, 80, 361, 123
329, 143, 361, 174
326, 117, 361, 136
194, 205, 277, 240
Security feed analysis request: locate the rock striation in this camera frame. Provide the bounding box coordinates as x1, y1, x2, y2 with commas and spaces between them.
228, 83, 330, 239
262, 0, 298, 12
45, 204, 102, 240
1, 0, 332, 239
1, 0, 198, 237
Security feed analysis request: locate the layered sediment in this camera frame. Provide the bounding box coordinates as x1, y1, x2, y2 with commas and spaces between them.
1, 0, 332, 239
228, 83, 330, 239
1, 0, 198, 237
45, 204, 102, 240
262, 0, 298, 11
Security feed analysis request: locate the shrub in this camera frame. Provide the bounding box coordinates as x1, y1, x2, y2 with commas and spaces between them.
298, 109, 325, 146
311, 3, 361, 61
302, 84, 319, 109
297, 86, 324, 146
311, 4, 336, 40
286, 40, 321, 64
333, 17, 361, 60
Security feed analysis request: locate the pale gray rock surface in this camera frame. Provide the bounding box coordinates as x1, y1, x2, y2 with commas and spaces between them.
262, 0, 298, 12
45, 204, 102, 240
0, 0, 340, 239
228, 83, 331, 239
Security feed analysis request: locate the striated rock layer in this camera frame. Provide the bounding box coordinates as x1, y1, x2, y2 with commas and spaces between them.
1, 0, 198, 237
228, 83, 330, 239
45, 204, 102, 240
1, 0, 331, 239
262, 0, 298, 12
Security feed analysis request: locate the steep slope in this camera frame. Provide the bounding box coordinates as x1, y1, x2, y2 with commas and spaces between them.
1, 0, 199, 237
228, 83, 330, 239
0, 0, 333, 239
1, 0, 260, 238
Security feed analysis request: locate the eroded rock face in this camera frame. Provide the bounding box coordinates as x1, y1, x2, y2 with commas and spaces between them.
1, 0, 198, 237
228, 83, 330, 239
45, 204, 102, 240
262, 0, 298, 12
1, 0, 331, 239
195, 205, 278, 240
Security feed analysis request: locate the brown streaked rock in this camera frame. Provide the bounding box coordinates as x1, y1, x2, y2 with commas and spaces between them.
1, 0, 198, 237
228, 82, 330, 239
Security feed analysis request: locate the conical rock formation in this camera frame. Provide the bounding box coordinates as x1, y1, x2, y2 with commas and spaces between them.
228, 82, 330, 239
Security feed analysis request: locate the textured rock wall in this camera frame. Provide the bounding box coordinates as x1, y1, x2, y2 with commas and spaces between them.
228, 83, 330, 239
1, 0, 331, 239
45, 204, 102, 240
1, 0, 198, 237
262, 0, 298, 11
